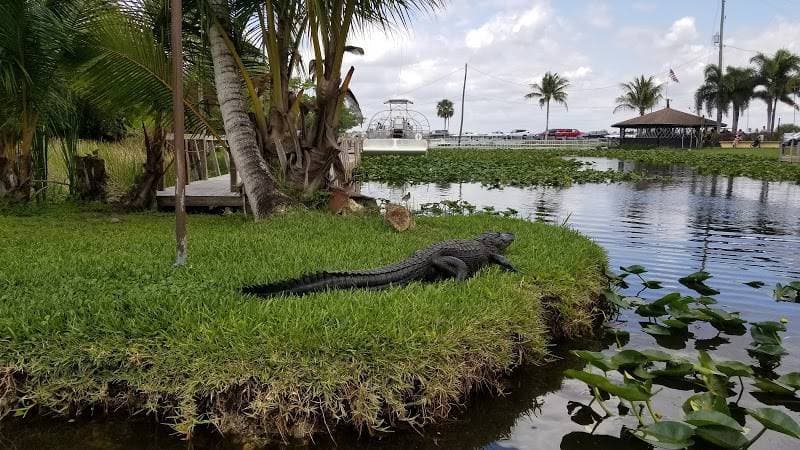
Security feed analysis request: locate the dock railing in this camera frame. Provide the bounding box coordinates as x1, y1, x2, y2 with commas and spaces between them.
428, 137, 613, 149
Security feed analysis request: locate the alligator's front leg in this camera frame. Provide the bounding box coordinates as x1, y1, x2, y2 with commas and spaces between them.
491, 254, 518, 272
432, 256, 470, 281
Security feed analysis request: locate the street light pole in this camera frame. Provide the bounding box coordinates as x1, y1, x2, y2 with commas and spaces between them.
171, 0, 188, 266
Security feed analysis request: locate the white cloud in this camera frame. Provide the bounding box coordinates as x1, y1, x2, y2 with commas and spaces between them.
661, 17, 698, 49
564, 66, 593, 79
465, 2, 551, 49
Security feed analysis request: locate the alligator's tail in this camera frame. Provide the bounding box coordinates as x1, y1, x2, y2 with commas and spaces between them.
240, 269, 411, 298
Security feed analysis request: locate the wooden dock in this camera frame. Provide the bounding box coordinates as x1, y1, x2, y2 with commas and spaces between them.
156, 175, 242, 209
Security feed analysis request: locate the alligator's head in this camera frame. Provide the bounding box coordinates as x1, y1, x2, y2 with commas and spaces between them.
476, 231, 515, 252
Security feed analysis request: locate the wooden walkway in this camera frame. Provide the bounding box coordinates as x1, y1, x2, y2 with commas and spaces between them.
156, 175, 242, 209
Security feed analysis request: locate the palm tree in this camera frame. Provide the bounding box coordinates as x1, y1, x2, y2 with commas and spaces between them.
614, 76, 664, 116
436, 99, 454, 130
205, 0, 445, 218
695, 64, 731, 126
751, 49, 800, 132
0, 0, 83, 200
525, 72, 569, 140
724, 66, 757, 133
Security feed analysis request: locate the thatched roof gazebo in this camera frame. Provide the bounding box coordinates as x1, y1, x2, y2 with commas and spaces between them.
612, 101, 725, 148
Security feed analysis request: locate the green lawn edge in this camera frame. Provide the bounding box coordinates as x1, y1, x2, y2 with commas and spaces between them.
0, 209, 607, 441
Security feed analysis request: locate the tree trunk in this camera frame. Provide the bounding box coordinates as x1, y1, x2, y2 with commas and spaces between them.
207, 0, 288, 218
731, 108, 740, 133
1, 117, 38, 202
766, 100, 774, 132
123, 123, 165, 209
771, 98, 779, 133
544, 101, 550, 140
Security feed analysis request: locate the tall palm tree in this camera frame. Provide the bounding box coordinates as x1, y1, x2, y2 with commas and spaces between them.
614, 75, 664, 116
724, 66, 757, 132
525, 72, 569, 140
751, 49, 800, 132
436, 99, 454, 130
695, 64, 731, 126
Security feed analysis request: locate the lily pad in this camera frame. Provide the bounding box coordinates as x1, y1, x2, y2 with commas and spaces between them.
716, 361, 754, 378
564, 369, 652, 401
694, 425, 749, 449
747, 407, 800, 439
632, 421, 695, 449
684, 410, 743, 431
683, 392, 731, 416
752, 378, 796, 396
620, 265, 648, 275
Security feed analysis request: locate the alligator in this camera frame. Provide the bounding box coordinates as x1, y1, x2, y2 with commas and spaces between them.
240, 231, 517, 298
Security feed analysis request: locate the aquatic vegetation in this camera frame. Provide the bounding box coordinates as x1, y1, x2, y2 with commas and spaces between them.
567, 267, 800, 449
355, 147, 800, 188
355, 149, 648, 187
564, 148, 800, 183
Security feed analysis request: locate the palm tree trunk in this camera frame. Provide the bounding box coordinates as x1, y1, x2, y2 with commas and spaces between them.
731, 108, 740, 133
545, 101, 550, 140
207, 0, 288, 219
771, 98, 779, 132
766, 100, 774, 132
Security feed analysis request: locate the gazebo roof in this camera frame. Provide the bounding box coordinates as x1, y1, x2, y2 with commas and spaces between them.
612, 106, 724, 128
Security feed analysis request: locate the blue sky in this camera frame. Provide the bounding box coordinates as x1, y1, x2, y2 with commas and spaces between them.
341, 0, 800, 133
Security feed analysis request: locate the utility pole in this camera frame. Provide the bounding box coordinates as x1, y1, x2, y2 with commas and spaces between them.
716, 0, 725, 130
457, 63, 467, 147
171, 0, 188, 266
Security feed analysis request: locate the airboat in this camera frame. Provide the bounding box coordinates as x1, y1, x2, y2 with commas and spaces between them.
362, 99, 429, 155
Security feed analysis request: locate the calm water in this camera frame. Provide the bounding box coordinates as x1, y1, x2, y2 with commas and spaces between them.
2, 158, 799, 450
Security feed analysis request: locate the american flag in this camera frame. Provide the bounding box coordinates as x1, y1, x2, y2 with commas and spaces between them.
669, 69, 680, 83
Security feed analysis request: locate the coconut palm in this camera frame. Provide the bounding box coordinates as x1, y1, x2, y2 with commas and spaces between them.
613, 75, 664, 116
525, 72, 569, 140
724, 66, 757, 132
0, 0, 84, 200
436, 99, 454, 130
751, 49, 800, 132
695, 64, 731, 127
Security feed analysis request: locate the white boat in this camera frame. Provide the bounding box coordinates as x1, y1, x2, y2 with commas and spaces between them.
363, 99, 429, 155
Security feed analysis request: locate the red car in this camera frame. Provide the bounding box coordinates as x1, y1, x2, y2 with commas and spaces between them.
536, 128, 583, 139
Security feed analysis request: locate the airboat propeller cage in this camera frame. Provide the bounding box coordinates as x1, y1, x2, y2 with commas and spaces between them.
363, 99, 429, 155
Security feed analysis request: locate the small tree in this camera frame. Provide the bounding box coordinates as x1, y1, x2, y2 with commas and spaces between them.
614, 75, 664, 116
525, 72, 569, 140
436, 99, 454, 130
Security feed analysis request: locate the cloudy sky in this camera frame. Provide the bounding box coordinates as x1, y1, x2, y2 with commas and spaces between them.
341, 0, 800, 133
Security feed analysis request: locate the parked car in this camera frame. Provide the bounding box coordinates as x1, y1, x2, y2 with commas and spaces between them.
583, 130, 608, 139
535, 129, 583, 139
507, 129, 534, 139
487, 130, 506, 138
429, 129, 449, 139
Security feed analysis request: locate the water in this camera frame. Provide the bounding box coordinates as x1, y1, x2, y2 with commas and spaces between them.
2, 158, 800, 449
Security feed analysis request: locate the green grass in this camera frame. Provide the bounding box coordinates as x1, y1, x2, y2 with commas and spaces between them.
355, 148, 800, 187
0, 207, 606, 441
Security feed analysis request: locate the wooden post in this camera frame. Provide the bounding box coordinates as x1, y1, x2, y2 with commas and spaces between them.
197, 139, 208, 180
208, 138, 222, 177
228, 151, 238, 192
171, 0, 188, 266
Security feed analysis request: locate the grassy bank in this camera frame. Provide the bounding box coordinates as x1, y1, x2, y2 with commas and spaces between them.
0, 208, 606, 442
356, 147, 800, 187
